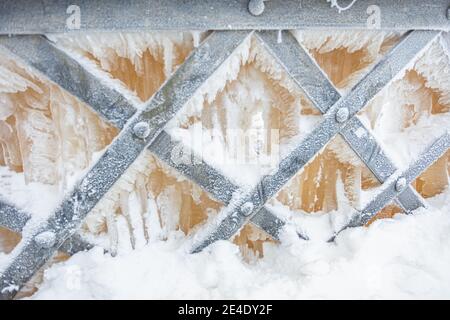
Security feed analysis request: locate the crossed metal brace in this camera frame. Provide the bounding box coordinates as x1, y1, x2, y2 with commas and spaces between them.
189, 30, 444, 253
0, 29, 447, 299
0, 31, 254, 299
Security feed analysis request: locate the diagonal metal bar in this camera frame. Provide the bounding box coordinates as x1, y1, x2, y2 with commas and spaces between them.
149, 132, 286, 240
0, 197, 30, 234
190, 30, 440, 253
337, 132, 450, 236
340, 119, 426, 212
256, 30, 428, 213
0, 35, 137, 129
0, 34, 286, 242
0, 30, 252, 299
0, 197, 93, 255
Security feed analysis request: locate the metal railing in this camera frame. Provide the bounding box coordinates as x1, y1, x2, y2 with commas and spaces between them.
0, 0, 449, 300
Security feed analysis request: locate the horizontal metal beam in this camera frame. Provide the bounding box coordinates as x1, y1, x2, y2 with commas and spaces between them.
189, 30, 440, 253
255, 30, 428, 214
0, 0, 449, 34
0, 198, 93, 254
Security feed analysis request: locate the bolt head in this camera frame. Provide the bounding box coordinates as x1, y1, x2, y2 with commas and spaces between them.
241, 202, 254, 217
335, 108, 350, 123
133, 122, 150, 139
248, 0, 265, 16
395, 177, 407, 192
35, 231, 56, 249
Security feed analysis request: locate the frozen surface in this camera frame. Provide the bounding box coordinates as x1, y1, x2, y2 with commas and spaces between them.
0, 166, 60, 217
27, 188, 450, 300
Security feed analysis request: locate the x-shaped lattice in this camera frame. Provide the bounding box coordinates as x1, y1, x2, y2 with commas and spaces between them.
0, 30, 448, 299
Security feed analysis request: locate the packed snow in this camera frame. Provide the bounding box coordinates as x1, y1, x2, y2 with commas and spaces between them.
27, 187, 450, 300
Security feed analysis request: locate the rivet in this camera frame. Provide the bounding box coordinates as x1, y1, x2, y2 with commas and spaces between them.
335, 108, 350, 123
34, 231, 56, 249
395, 177, 407, 192
241, 202, 254, 217
133, 122, 150, 139
248, 0, 266, 16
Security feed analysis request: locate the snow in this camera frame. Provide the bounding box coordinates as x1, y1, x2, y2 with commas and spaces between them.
27, 188, 450, 300
0, 166, 60, 218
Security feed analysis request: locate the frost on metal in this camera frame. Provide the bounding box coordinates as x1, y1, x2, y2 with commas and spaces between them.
0, 31, 252, 299
257, 30, 427, 213
0, 198, 92, 254
0, 0, 449, 32
345, 132, 450, 230
0, 25, 449, 300
190, 31, 442, 253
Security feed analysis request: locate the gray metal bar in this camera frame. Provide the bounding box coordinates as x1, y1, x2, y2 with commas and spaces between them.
254, 31, 341, 114
256, 30, 428, 213
0, 35, 286, 242
58, 233, 94, 256
0, 35, 137, 129
351, 132, 450, 227
0, 0, 449, 34
0, 197, 30, 233
340, 118, 426, 213
149, 131, 286, 241
0, 198, 93, 254
190, 30, 440, 253
0, 31, 252, 300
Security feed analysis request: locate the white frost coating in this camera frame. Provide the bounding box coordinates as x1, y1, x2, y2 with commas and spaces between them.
25, 188, 450, 299
0, 65, 42, 94
293, 30, 400, 55
44, 42, 143, 107
414, 36, 450, 106
0, 49, 44, 92
48, 32, 204, 77
292, 30, 404, 92
0, 29, 449, 298
170, 34, 253, 127
357, 36, 450, 169
0, 166, 60, 218
167, 36, 322, 186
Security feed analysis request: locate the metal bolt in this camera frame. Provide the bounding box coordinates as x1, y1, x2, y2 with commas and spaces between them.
240, 202, 254, 216
34, 231, 56, 249
395, 177, 407, 192
248, 0, 265, 16
133, 122, 150, 139
335, 108, 350, 123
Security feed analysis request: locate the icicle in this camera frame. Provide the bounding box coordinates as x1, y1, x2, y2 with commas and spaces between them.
105, 210, 118, 257
335, 170, 351, 211
191, 31, 201, 48
163, 38, 174, 78
0, 120, 22, 171
277, 30, 282, 44
119, 190, 136, 250
135, 174, 150, 242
